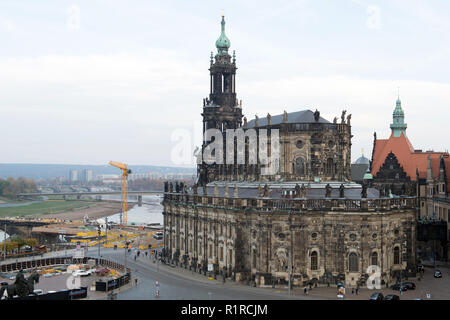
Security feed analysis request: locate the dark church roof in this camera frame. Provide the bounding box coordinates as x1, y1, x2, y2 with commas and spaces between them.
246, 110, 330, 128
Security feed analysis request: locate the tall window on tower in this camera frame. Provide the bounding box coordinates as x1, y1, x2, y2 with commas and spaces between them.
310, 251, 318, 270
394, 246, 400, 265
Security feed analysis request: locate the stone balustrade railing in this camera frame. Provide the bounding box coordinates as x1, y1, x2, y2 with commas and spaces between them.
162, 193, 417, 212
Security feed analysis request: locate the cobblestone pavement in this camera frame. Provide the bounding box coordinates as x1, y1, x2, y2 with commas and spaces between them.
284, 265, 450, 300
109, 250, 450, 300
5, 247, 449, 300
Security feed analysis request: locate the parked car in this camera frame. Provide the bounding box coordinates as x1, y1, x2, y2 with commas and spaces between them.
73, 269, 92, 277
153, 234, 163, 240
390, 283, 409, 291
0, 281, 8, 286
403, 282, 416, 290
385, 294, 400, 300
433, 270, 442, 278
369, 293, 384, 300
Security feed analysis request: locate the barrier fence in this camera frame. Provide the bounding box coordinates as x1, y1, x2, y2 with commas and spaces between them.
0, 256, 131, 274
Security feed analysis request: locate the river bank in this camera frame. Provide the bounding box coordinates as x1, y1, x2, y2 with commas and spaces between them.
37, 201, 123, 221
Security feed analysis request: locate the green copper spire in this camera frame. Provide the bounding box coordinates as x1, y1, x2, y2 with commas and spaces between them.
390, 93, 407, 137
215, 15, 230, 56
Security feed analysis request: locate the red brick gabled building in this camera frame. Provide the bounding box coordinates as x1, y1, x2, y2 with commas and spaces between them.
370, 97, 449, 261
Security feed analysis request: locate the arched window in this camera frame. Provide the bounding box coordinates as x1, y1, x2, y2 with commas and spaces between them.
311, 251, 318, 271
371, 251, 378, 266
295, 157, 305, 175
349, 252, 358, 272
394, 246, 400, 264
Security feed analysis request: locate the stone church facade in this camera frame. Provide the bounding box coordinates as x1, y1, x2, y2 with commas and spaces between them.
163, 16, 418, 288
198, 16, 352, 186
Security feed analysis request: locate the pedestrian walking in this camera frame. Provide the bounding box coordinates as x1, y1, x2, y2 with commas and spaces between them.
351, 288, 354, 295
304, 287, 307, 295
134, 254, 137, 261
356, 288, 359, 295
135, 278, 138, 286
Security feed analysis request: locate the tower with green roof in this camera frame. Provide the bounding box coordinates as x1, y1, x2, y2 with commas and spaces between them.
390, 95, 407, 137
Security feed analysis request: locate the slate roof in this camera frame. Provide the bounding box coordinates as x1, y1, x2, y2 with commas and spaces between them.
246, 110, 330, 128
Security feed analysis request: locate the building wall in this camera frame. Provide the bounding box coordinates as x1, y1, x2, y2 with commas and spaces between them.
198, 122, 352, 184
163, 200, 416, 287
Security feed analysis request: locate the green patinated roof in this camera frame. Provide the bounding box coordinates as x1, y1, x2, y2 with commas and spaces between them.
390, 97, 407, 137
393, 98, 404, 115
215, 15, 230, 56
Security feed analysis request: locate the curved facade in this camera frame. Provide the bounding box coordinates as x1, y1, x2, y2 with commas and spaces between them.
162, 188, 417, 287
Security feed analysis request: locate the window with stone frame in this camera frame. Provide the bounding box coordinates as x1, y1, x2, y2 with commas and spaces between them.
371, 251, 378, 266
295, 157, 306, 175
220, 246, 223, 261
349, 252, 358, 272
252, 248, 257, 268
209, 244, 212, 258
394, 246, 400, 265
310, 251, 318, 270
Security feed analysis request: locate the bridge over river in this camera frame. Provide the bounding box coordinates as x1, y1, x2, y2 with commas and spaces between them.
17, 190, 163, 206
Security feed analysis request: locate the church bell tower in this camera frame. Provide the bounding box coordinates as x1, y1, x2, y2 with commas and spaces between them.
198, 15, 243, 185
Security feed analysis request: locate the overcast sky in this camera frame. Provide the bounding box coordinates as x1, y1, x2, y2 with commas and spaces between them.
0, 0, 448, 167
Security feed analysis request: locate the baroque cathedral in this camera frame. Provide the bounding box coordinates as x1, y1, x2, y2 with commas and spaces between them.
198, 15, 352, 185
162, 16, 417, 288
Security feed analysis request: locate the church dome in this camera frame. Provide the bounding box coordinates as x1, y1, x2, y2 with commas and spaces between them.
215, 15, 230, 56
355, 155, 370, 165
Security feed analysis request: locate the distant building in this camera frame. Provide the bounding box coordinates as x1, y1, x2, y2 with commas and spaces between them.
96, 174, 120, 184
351, 151, 370, 184
81, 169, 94, 182
69, 170, 79, 182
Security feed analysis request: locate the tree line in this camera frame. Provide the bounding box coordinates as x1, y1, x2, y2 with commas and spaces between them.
0, 236, 38, 253
0, 177, 37, 199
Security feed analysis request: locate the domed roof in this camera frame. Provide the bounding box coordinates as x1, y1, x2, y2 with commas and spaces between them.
215, 15, 230, 56
355, 155, 370, 165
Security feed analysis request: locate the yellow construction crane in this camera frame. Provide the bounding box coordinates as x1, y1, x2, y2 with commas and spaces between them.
109, 161, 131, 225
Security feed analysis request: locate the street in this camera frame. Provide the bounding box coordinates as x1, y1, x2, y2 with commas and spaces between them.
95, 248, 317, 300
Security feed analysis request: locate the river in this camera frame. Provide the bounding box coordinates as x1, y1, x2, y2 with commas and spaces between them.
100, 195, 163, 225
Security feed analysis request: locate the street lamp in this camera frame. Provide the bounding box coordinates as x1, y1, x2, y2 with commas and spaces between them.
3, 223, 7, 261
97, 224, 101, 260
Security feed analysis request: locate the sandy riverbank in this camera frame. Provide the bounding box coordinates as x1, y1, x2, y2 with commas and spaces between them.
37, 201, 123, 221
